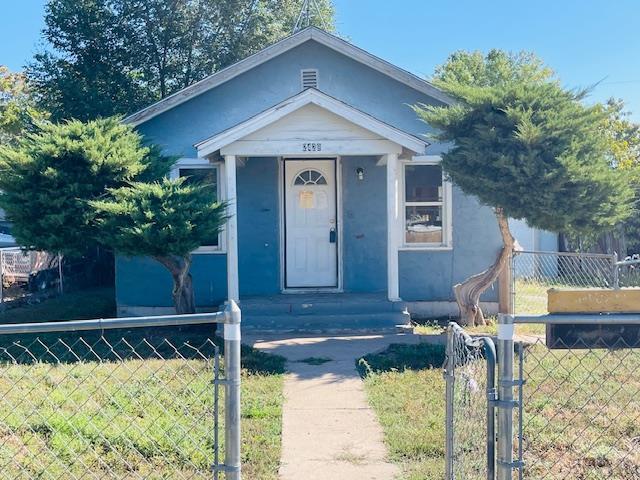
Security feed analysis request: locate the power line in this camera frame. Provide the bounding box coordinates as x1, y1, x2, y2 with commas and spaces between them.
600, 80, 640, 85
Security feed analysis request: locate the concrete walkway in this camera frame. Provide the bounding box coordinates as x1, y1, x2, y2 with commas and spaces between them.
244, 333, 421, 480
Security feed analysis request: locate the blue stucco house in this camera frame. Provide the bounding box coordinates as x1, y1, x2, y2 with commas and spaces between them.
119, 27, 504, 330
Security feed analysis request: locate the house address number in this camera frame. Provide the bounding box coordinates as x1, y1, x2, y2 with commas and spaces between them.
302, 142, 322, 152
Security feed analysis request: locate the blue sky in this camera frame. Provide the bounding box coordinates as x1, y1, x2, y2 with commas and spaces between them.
2, 0, 639, 119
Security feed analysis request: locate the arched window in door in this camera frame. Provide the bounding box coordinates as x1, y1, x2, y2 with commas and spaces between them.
293, 169, 328, 186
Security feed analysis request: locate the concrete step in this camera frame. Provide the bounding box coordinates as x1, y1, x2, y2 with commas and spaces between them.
242, 311, 410, 334
238, 294, 404, 316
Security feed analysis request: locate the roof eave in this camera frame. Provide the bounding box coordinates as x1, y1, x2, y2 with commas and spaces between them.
124, 26, 454, 127
194, 89, 428, 157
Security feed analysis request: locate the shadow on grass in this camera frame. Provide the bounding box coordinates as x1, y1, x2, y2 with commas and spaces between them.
241, 340, 286, 374
0, 286, 286, 374
356, 343, 446, 378
295, 356, 332, 365
411, 317, 450, 329
0, 324, 286, 375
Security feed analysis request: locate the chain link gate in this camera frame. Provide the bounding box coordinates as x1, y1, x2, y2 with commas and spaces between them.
447, 250, 640, 480
445, 317, 640, 480
495, 313, 640, 480
445, 323, 497, 480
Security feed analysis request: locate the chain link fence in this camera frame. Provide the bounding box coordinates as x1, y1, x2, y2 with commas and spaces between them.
512, 250, 640, 316
445, 323, 496, 480
0, 305, 241, 480
617, 255, 640, 288
512, 251, 616, 315
513, 329, 640, 480
442, 251, 640, 479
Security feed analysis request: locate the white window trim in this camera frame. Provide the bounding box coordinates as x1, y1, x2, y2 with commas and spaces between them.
400, 157, 453, 250
170, 158, 226, 254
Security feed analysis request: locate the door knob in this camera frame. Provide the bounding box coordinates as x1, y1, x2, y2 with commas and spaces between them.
329, 227, 336, 243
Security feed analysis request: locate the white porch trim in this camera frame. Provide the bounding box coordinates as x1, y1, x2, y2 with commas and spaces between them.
224, 155, 239, 302
386, 153, 402, 301
221, 139, 401, 157
195, 89, 428, 157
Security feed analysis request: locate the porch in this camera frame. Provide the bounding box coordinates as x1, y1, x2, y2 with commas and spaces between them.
196, 89, 430, 307
238, 293, 409, 333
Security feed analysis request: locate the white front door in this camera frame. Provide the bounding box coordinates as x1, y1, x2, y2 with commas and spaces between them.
284, 159, 338, 288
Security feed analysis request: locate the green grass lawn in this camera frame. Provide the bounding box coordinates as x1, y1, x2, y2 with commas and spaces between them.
514, 279, 550, 315
413, 318, 546, 337
360, 341, 640, 480
358, 343, 446, 480
520, 342, 640, 479
413, 279, 551, 338
0, 288, 285, 480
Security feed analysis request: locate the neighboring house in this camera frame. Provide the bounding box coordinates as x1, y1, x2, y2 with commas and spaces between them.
509, 220, 558, 254
119, 27, 504, 329
510, 219, 559, 280
0, 210, 16, 247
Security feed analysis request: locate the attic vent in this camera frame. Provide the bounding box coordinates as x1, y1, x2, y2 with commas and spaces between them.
301, 69, 318, 89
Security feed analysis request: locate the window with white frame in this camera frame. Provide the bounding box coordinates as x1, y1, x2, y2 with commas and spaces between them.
172, 160, 223, 252
403, 162, 451, 247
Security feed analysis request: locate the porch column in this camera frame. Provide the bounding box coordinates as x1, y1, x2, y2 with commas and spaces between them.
225, 155, 239, 302
386, 153, 401, 301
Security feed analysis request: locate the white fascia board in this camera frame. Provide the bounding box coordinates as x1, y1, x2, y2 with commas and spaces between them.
412, 155, 443, 163
308, 29, 454, 106
194, 89, 428, 157
124, 27, 454, 127
220, 139, 402, 157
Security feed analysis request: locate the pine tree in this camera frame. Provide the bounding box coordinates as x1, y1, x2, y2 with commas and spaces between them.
0, 116, 224, 314
417, 51, 634, 326
0, 118, 169, 256
92, 179, 227, 314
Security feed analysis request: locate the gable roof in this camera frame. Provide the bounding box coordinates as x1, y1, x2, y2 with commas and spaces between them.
124, 27, 454, 127
195, 88, 429, 156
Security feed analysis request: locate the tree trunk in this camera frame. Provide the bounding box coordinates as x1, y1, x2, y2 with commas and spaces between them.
454, 208, 516, 327
154, 254, 196, 314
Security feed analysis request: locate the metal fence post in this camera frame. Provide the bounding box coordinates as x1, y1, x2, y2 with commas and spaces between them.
612, 252, 620, 290
58, 253, 64, 295
497, 313, 515, 480
510, 252, 517, 316
483, 337, 497, 480
444, 323, 455, 480
224, 300, 242, 480
0, 249, 3, 306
